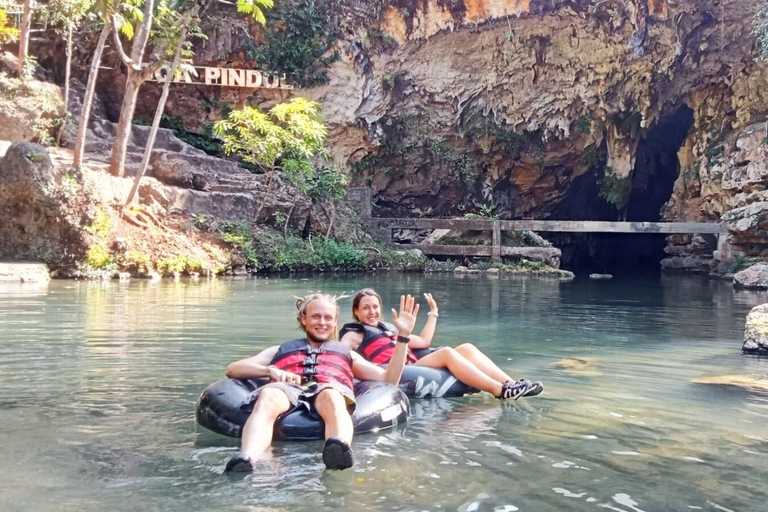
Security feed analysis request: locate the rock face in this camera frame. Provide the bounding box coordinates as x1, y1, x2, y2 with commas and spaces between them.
56, 0, 768, 270
0, 143, 88, 264
743, 303, 768, 355
734, 263, 768, 289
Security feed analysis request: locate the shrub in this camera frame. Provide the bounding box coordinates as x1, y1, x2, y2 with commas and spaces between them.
85, 245, 113, 268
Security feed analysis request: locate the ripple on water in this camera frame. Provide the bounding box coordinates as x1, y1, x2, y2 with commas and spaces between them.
1, 276, 768, 512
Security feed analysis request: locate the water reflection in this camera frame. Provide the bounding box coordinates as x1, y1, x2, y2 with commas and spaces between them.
0, 276, 767, 511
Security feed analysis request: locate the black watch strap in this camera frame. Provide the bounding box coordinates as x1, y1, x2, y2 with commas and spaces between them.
396, 335, 410, 344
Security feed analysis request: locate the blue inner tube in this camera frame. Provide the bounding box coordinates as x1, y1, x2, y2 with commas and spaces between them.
196, 379, 411, 440
399, 365, 479, 398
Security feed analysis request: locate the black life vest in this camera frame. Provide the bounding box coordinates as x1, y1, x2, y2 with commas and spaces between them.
340, 321, 418, 365
270, 338, 354, 393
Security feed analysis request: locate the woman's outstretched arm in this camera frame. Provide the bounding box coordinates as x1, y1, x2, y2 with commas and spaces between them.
408, 292, 439, 349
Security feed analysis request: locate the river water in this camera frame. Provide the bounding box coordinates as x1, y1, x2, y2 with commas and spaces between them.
1, 274, 766, 512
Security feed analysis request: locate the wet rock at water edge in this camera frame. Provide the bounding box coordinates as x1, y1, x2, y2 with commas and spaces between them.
733, 263, 768, 289
743, 303, 768, 355
0, 263, 51, 283
589, 273, 613, 280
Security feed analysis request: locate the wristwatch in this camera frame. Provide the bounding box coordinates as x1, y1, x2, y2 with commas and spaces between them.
396, 335, 411, 344
427, 311, 439, 318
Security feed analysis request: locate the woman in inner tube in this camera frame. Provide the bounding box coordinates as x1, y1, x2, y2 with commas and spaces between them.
339, 288, 543, 400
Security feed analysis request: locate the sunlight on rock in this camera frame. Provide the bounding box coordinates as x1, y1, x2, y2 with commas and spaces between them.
549, 357, 603, 376
691, 375, 768, 392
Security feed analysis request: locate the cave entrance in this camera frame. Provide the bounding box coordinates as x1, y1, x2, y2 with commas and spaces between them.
547, 105, 694, 275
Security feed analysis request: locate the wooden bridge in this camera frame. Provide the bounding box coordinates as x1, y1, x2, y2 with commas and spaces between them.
368, 217, 728, 264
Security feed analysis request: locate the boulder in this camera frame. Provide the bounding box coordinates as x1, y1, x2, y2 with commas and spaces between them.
0, 143, 87, 264
734, 263, 768, 289
589, 273, 613, 280
660, 256, 713, 272
743, 303, 768, 355
0, 74, 64, 143
0, 263, 50, 283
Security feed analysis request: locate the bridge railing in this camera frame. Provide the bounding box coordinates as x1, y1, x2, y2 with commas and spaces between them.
367, 217, 727, 264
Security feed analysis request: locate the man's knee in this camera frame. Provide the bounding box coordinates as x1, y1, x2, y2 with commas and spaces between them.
314, 388, 346, 413
254, 387, 291, 415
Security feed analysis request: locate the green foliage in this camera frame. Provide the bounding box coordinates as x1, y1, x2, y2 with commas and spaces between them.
40, 0, 90, 35
85, 245, 113, 268
425, 139, 477, 183
574, 115, 592, 135
122, 250, 151, 274
87, 208, 113, 239
753, 4, 768, 60
682, 167, 698, 181
252, 232, 367, 271
599, 167, 632, 210
193, 213, 208, 230
514, 259, 546, 271
237, 0, 273, 25
0, 9, 19, 43
157, 255, 203, 275
214, 98, 330, 189
302, 167, 349, 201
219, 220, 251, 248
730, 254, 753, 274
248, 0, 338, 87
424, 258, 459, 272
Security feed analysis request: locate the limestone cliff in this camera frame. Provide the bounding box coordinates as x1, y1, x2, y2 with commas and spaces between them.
79, 0, 768, 271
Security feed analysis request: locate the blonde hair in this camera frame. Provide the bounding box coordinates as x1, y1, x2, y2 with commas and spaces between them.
295, 292, 343, 340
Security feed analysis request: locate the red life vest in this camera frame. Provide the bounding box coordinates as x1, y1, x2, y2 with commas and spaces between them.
270, 339, 355, 393
340, 321, 418, 365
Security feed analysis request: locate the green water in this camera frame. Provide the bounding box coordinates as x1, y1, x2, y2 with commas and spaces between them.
0, 274, 766, 512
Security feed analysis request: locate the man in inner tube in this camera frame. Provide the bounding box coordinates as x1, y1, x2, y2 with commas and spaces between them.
223, 292, 418, 472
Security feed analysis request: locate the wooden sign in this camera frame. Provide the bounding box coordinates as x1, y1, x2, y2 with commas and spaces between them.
149, 66, 294, 89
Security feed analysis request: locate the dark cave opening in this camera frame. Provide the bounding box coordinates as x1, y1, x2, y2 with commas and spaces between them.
547, 105, 695, 275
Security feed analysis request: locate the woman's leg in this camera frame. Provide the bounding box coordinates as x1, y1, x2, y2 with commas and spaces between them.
454, 343, 514, 383
415, 347, 503, 397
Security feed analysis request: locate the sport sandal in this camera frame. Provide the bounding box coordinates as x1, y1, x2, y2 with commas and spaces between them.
498, 379, 543, 400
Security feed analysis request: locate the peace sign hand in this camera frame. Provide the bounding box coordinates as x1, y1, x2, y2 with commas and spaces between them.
391, 294, 419, 336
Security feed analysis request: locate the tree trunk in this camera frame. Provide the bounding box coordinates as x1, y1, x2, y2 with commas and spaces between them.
18, 0, 35, 77
326, 200, 336, 238
255, 172, 275, 222
124, 8, 196, 206
110, 75, 141, 176
73, 22, 111, 169
109, 0, 156, 177
56, 26, 73, 147
284, 203, 294, 237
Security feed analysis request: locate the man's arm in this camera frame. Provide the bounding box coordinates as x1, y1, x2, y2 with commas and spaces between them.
340, 329, 364, 350
225, 346, 300, 384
